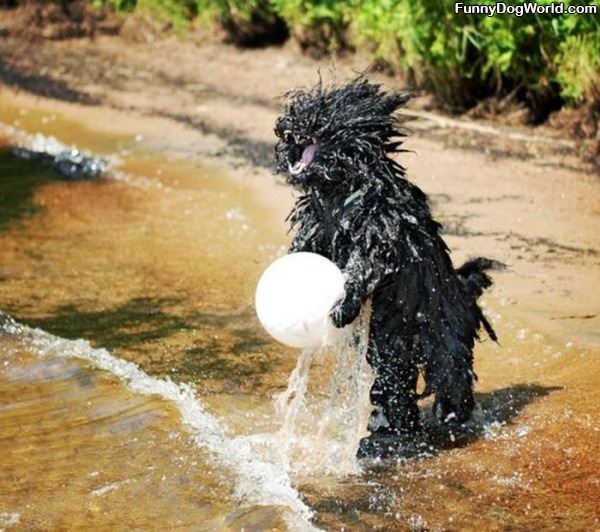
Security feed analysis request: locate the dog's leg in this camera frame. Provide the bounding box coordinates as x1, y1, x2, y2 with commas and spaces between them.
358, 331, 423, 459
425, 326, 475, 425
368, 338, 420, 433
424, 259, 500, 429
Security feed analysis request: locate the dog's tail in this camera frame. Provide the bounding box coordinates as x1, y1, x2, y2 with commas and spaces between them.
456, 257, 505, 342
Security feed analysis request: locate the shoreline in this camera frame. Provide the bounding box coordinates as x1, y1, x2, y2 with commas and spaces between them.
1, 83, 598, 349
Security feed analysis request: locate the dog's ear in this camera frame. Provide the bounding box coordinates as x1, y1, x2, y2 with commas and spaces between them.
381, 91, 410, 116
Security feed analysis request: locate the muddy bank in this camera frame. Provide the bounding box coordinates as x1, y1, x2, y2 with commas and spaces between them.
0, 30, 596, 173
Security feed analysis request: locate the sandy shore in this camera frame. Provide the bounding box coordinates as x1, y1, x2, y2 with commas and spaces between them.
1, 35, 598, 344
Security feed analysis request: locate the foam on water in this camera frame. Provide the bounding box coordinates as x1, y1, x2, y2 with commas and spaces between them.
0, 122, 67, 156
0, 315, 317, 531
0, 304, 375, 526
0, 121, 162, 190
0, 512, 20, 530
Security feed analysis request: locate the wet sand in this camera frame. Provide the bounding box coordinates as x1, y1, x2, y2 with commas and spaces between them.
0, 52, 599, 531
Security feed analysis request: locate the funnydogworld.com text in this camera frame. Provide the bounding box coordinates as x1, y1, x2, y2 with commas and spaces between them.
454, 2, 598, 17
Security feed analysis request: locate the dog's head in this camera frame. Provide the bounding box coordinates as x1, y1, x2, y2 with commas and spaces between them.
275, 76, 408, 190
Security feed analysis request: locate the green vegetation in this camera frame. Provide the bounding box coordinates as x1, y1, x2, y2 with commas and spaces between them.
271, 0, 352, 52
48, 0, 600, 120
556, 32, 600, 103
350, 0, 600, 117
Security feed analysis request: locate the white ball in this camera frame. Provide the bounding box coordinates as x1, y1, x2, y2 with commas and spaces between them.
255, 252, 346, 348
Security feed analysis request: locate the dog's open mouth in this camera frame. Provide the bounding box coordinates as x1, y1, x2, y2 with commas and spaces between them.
289, 143, 319, 176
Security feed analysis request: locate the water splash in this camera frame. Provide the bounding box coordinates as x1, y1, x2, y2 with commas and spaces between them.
0, 121, 162, 190
0, 512, 20, 530
0, 122, 107, 180
271, 302, 374, 476
0, 314, 317, 531
275, 347, 314, 471
11, 146, 106, 180
0, 299, 373, 524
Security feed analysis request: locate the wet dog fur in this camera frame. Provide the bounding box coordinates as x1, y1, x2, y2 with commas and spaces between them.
274, 77, 498, 458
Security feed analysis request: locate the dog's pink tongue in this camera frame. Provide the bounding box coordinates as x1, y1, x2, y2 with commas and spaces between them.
301, 144, 318, 165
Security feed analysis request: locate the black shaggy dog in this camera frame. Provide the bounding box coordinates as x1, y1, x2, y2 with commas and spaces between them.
274, 77, 498, 458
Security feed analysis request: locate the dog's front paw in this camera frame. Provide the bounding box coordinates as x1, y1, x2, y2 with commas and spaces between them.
330, 293, 362, 328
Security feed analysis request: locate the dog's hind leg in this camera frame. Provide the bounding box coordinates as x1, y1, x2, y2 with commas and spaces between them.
424, 322, 476, 424
426, 259, 499, 424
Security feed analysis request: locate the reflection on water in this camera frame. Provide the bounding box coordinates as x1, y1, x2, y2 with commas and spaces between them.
0, 138, 293, 395
0, 99, 599, 531
0, 147, 55, 229
19, 298, 273, 381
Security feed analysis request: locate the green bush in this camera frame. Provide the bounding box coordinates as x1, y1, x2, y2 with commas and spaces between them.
100, 0, 197, 30
195, 0, 265, 25
93, 0, 599, 118
474, 2, 600, 112
138, 0, 197, 30
352, 0, 410, 67
556, 32, 600, 103
350, 0, 600, 115
271, 0, 354, 54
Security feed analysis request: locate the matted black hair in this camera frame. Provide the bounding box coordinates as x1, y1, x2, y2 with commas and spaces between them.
274, 75, 499, 458
275, 75, 410, 188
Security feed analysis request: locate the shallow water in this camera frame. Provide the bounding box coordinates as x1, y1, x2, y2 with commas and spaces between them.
0, 334, 243, 530
0, 96, 599, 530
